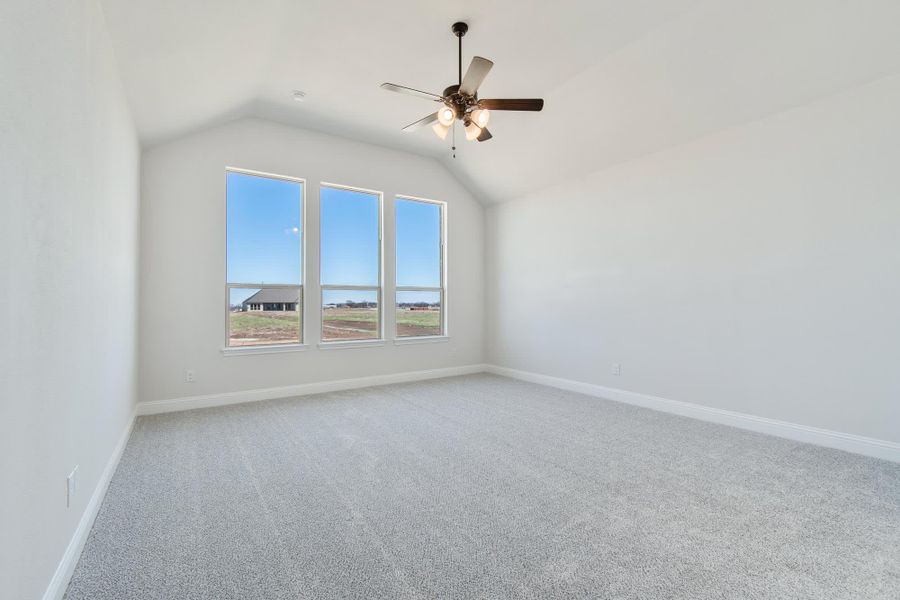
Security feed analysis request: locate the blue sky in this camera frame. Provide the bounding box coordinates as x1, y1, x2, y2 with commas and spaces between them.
227, 171, 301, 287
320, 185, 379, 286
227, 172, 441, 305
395, 198, 441, 288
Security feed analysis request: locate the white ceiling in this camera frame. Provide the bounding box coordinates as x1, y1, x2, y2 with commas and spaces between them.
101, 0, 900, 203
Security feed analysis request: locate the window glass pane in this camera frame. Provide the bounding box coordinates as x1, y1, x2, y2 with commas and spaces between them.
322, 289, 378, 341
396, 291, 441, 337
320, 186, 379, 286
396, 199, 441, 288
226, 171, 302, 284
228, 287, 301, 346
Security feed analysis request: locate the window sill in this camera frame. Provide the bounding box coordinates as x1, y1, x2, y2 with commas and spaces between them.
393, 335, 449, 346
221, 343, 308, 356
318, 339, 385, 350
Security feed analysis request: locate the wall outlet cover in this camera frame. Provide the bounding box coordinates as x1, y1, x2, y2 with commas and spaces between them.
66, 466, 78, 507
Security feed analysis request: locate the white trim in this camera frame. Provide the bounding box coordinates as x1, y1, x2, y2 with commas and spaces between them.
136, 364, 489, 416
321, 284, 381, 291
394, 193, 445, 207
394, 335, 449, 345
221, 343, 308, 356
317, 339, 385, 350
225, 166, 305, 184
486, 365, 900, 463
42, 409, 137, 600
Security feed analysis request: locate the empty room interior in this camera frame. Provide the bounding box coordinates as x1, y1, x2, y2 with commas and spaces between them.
3, 1, 900, 598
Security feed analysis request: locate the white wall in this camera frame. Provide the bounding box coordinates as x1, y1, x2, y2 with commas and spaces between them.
140, 118, 484, 403
486, 74, 900, 444
0, 1, 140, 598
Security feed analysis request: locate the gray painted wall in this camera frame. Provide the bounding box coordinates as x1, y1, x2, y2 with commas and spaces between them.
0, 1, 140, 597
487, 74, 900, 443
139, 118, 485, 404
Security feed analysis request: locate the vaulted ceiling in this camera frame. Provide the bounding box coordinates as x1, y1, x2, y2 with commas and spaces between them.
100, 0, 900, 203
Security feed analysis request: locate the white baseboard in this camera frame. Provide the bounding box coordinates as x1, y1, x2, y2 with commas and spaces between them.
42, 409, 137, 600
136, 364, 489, 416
486, 365, 900, 463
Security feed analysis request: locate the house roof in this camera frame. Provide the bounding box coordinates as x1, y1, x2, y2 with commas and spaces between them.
242, 289, 300, 304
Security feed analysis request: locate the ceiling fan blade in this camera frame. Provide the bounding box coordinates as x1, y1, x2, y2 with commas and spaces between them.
476, 127, 493, 142
402, 112, 438, 132
480, 98, 544, 111
459, 56, 494, 95
380, 82, 443, 102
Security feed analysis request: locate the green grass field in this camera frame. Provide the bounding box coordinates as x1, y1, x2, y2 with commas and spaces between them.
228, 307, 441, 345
322, 309, 378, 323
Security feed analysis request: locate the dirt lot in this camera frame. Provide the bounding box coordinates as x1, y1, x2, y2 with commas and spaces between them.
395, 308, 441, 337
322, 307, 378, 340
229, 310, 300, 346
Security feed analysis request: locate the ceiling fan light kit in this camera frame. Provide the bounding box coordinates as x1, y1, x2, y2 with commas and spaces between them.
464, 117, 482, 141
472, 108, 490, 128
432, 122, 451, 139
380, 21, 544, 150
437, 105, 456, 126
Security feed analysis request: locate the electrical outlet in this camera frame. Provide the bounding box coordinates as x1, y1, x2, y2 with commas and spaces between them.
185, 369, 195, 383
612, 363, 622, 376
67, 466, 78, 508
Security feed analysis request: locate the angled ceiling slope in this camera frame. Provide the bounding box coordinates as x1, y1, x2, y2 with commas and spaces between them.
101, 0, 900, 203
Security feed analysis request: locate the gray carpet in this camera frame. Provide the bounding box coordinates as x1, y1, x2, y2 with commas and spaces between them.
65, 374, 899, 599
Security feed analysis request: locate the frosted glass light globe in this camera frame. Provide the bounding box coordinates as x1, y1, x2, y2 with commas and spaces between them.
472, 108, 490, 128
437, 105, 456, 126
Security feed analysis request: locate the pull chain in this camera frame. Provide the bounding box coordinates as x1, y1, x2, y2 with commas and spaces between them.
452, 123, 456, 159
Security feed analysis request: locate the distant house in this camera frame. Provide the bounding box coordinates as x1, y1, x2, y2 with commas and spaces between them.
241, 289, 299, 312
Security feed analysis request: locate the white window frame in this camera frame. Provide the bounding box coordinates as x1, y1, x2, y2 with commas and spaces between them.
223, 167, 306, 353
319, 182, 384, 346
394, 195, 447, 340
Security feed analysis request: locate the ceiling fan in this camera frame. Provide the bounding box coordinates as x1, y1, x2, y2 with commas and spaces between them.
381, 22, 544, 145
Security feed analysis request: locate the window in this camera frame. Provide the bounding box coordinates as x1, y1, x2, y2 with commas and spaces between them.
226, 169, 304, 347
320, 184, 382, 342
395, 196, 444, 337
